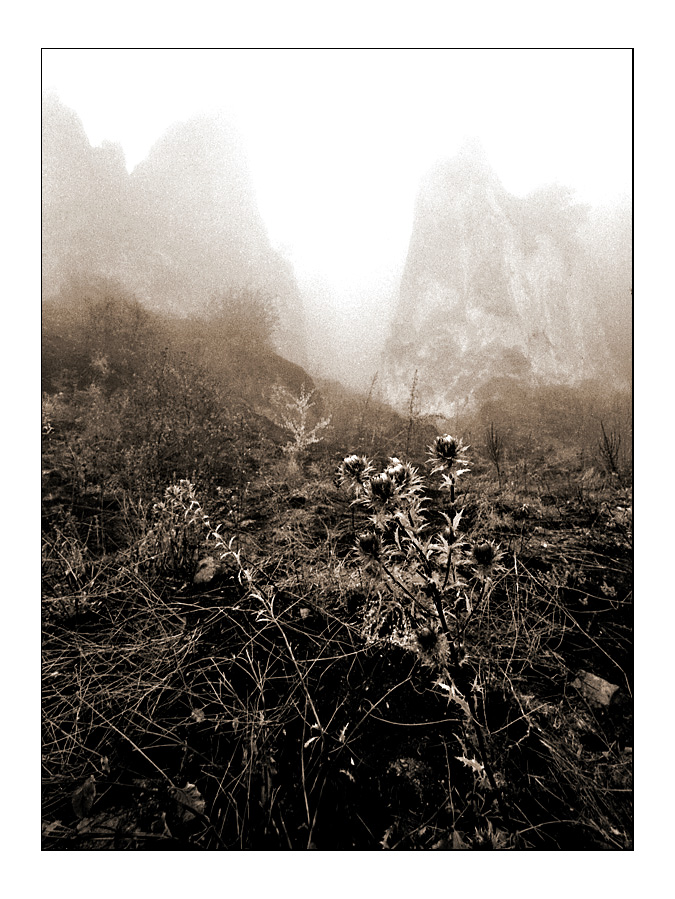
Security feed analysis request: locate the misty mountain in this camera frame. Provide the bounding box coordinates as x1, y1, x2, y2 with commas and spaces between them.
381, 142, 632, 415
42, 95, 131, 286
42, 94, 307, 365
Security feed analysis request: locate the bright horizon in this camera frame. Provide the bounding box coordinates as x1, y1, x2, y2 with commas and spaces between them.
42, 49, 632, 307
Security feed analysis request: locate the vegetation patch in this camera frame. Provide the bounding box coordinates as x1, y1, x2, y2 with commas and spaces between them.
42, 290, 632, 850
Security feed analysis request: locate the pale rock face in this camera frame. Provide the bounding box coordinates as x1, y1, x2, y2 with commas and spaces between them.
42, 95, 308, 366
382, 145, 630, 416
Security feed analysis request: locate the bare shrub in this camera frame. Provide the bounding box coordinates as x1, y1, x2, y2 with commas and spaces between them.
484, 422, 505, 487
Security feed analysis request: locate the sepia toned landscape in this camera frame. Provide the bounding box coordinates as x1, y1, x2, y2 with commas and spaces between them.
42, 51, 632, 850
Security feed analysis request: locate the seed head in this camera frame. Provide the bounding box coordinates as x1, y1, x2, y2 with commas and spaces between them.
342, 454, 368, 478
472, 541, 495, 567
470, 540, 502, 579
428, 435, 470, 473
385, 457, 406, 483
415, 626, 439, 652
384, 457, 422, 495
357, 530, 381, 561
368, 472, 396, 504
337, 454, 372, 491
414, 626, 450, 668
435, 435, 459, 463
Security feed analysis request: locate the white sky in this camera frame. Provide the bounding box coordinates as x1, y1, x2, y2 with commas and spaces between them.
42, 48, 632, 305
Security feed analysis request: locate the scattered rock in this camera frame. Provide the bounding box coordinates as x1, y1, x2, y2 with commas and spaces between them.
571, 670, 620, 708
239, 519, 258, 529
193, 557, 228, 586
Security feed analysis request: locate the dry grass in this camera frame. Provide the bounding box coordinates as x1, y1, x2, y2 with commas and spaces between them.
42, 388, 632, 850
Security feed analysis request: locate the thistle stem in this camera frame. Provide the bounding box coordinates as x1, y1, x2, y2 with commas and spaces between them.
466, 690, 505, 816
432, 594, 450, 634
458, 579, 489, 640
380, 563, 418, 604
442, 546, 456, 592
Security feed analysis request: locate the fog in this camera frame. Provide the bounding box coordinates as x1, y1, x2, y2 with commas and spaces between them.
42, 49, 631, 398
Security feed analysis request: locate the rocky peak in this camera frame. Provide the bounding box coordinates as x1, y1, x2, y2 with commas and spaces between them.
131, 115, 266, 239
41, 97, 307, 365
382, 147, 630, 415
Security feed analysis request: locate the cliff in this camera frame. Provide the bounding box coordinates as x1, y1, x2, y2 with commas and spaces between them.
42, 94, 307, 365
381, 142, 631, 415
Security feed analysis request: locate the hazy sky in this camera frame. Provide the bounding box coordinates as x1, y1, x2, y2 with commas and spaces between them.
42, 49, 632, 307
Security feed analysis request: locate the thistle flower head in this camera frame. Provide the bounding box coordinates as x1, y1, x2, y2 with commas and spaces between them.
385, 457, 406, 483
341, 454, 369, 479
366, 472, 396, 505
385, 457, 423, 495
337, 454, 373, 492
470, 539, 503, 579
428, 435, 470, 474
435, 435, 459, 462
472, 541, 495, 567
414, 626, 450, 668
357, 530, 381, 562
415, 626, 439, 652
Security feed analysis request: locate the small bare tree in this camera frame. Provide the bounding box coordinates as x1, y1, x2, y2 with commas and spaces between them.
405, 369, 420, 456
270, 383, 331, 474
485, 422, 505, 488
357, 371, 378, 449
598, 421, 621, 480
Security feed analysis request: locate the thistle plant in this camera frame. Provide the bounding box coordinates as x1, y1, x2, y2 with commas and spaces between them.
336, 454, 374, 497
339, 437, 507, 810
427, 434, 471, 506
338, 437, 490, 665
471, 540, 503, 581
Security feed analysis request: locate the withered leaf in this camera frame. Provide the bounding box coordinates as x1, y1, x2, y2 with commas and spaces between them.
172, 783, 206, 822
71, 775, 96, 819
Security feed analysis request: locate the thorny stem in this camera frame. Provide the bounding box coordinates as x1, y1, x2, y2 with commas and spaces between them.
382, 553, 452, 637
458, 579, 489, 641
432, 594, 450, 635
379, 562, 418, 604
465, 690, 506, 822
442, 547, 455, 592
429, 539, 507, 825
402, 532, 454, 635
440, 659, 509, 827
